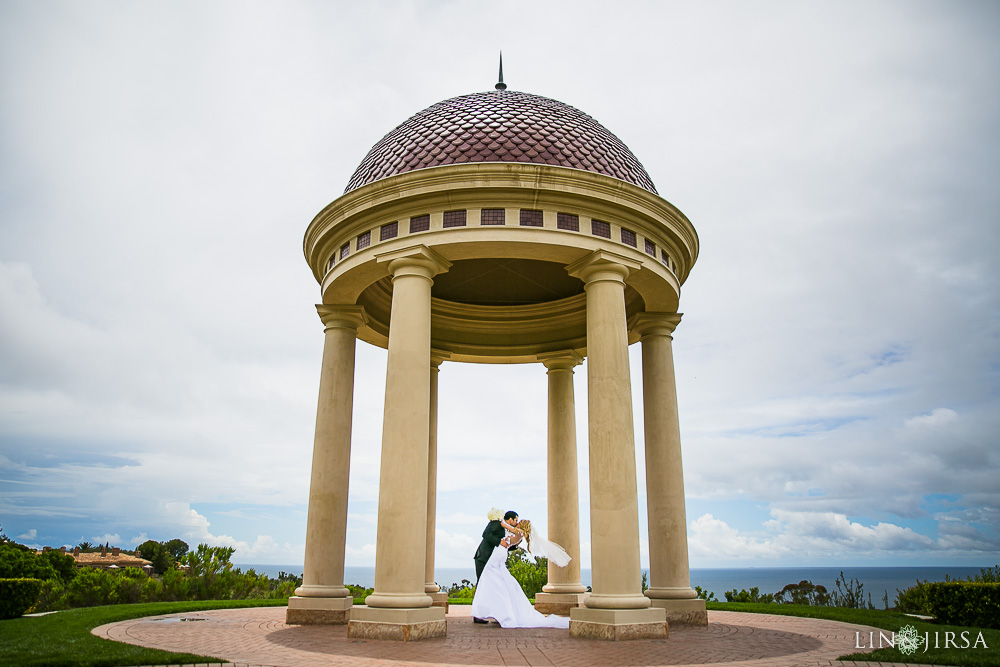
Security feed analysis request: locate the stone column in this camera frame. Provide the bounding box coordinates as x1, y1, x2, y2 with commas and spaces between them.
534, 350, 586, 617
566, 250, 666, 640
287, 305, 367, 625
632, 313, 707, 625
348, 246, 450, 641
425, 352, 450, 610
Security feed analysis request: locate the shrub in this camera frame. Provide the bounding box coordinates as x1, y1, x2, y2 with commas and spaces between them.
724, 586, 774, 603
0, 578, 43, 618
346, 584, 373, 602
180, 544, 236, 599
895, 565, 1000, 614
925, 582, 1000, 629
60, 567, 138, 608
220, 568, 273, 601
694, 586, 717, 602
971, 565, 1000, 583
0, 543, 63, 582
830, 571, 874, 609
505, 549, 548, 599
37, 550, 77, 583
446, 579, 476, 599
159, 566, 190, 601
271, 574, 300, 600
34, 579, 67, 612
895, 579, 933, 614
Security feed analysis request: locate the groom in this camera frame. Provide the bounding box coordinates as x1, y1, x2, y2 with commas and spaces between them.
472, 509, 516, 624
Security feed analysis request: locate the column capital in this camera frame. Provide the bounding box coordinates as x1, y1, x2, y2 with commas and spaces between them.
316, 305, 368, 331
629, 312, 683, 338
536, 349, 583, 371
430, 350, 452, 368
376, 244, 452, 280
566, 250, 642, 285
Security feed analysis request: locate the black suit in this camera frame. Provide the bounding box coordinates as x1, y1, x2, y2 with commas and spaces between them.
474, 519, 506, 582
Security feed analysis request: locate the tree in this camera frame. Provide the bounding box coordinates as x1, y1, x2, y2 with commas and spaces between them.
136, 538, 189, 573
776, 580, 830, 606
38, 549, 76, 583
0, 543, 72, 582
164, 539, 189, 560
150, 545, 173, 575
135, 540, 174, 574
136, 540, 160, 561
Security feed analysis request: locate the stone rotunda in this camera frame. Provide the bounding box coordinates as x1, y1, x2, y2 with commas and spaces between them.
287, 74, 706, 641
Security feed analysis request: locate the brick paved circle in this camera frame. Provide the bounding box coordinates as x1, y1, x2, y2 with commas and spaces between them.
92, 605, 937, 667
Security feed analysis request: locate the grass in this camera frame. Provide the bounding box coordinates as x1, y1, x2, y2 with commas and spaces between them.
707, 601, 1000, 666
4, 598, 996, 666
0, 599, 285, 667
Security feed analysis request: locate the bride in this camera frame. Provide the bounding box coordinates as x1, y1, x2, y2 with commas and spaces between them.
471, 519, 571, 629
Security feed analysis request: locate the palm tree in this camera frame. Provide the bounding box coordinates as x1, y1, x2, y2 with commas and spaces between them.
77, 541, 95, 551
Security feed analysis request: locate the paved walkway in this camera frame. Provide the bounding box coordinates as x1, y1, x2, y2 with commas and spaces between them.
93, 605, 937, 667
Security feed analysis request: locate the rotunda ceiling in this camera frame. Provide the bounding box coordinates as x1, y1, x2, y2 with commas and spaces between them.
430, 258, 584, 307
344, 90, 657, 194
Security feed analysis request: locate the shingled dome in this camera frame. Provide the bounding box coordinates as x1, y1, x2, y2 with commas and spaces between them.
344, 89, 658, 194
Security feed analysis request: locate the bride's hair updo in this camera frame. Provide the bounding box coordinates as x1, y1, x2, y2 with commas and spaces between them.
517, 519, 532, 553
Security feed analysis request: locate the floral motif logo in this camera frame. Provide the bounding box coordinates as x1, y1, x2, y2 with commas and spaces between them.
896, 625, 925, 656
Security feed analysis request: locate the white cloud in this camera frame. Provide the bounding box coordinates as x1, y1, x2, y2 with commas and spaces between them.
16, 528, 37, 540
689, 508, 997, 567
768, 510, 936, 552
689, 514, 786, 560
905, 408, 959, 429
346, 543, 377, 563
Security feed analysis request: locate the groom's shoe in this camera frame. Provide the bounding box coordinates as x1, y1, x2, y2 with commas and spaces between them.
473, 617, 488, 624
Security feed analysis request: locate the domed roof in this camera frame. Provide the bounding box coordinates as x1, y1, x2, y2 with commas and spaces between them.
344, 89, 658, 194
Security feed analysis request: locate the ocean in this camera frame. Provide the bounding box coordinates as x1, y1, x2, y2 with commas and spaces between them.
234, 564, 989, 606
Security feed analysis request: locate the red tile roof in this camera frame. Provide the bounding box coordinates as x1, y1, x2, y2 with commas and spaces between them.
345, 90, 657, 194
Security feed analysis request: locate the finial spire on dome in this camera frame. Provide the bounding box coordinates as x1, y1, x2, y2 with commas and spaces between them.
495, 52, 507, 90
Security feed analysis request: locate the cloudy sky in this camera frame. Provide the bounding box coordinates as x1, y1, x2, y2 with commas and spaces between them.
1, 1, 997, 573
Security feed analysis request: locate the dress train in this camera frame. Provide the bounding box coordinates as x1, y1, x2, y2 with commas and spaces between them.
471, 545, 570, 629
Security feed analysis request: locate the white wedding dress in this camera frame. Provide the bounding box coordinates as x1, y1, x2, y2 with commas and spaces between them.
470, 545, 570, 629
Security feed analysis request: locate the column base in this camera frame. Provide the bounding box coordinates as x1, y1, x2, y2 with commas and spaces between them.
285, 596, 352, 625
347, 606, 446, 641
569, 607, 668, 640
647, 597, 708, 625
534, 592, 586, 616
428, 591, 449, 612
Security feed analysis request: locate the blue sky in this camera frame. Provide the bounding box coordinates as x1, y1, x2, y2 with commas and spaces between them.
1, 0, 998, 571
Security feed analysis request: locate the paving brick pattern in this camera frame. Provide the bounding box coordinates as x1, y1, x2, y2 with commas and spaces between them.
94, 606, 939, 667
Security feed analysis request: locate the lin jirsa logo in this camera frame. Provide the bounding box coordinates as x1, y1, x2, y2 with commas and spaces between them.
855, 624, 989, 655
895, 625, 925, 655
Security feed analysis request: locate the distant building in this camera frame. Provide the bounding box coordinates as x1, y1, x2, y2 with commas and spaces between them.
39, 545, 153, 572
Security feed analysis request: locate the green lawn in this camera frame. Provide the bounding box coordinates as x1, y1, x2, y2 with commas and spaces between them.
707, 601, 1000, 666
3, 599, 996, 667
0, 599, 285, 667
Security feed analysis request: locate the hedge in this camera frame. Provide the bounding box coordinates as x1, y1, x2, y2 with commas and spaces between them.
0, 578, 43, 619
926, 582, 1000, 629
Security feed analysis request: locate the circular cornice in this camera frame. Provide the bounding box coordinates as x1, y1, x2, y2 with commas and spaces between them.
305, 162, 698, 285
304, 162, 697, 363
